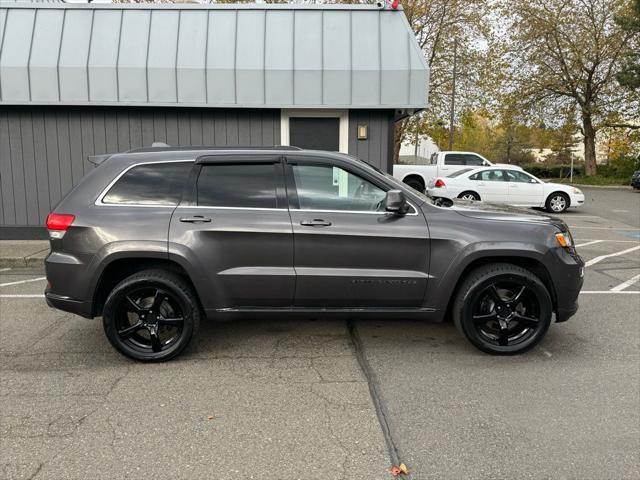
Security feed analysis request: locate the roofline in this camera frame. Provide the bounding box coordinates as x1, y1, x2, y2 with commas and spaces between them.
0, 3, 404, 11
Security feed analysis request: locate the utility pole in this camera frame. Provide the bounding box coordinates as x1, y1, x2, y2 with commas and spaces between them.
448, 38, 458, 151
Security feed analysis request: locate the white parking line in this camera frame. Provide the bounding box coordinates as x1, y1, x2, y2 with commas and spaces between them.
0, 268, 11, 272
0, 276, 46, 288
0, 294, 45, 298
610, 274, 640, 292
575, 239, 638, 243
569, 226, 640, 231
584, 246, 640, 267
576, 240, 604, 248
580, 291, 640, 295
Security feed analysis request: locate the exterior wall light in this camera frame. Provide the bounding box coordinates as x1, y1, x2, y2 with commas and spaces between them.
357, 124, 368, 140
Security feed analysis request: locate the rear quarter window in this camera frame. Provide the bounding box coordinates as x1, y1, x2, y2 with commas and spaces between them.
101, 162, 192, 205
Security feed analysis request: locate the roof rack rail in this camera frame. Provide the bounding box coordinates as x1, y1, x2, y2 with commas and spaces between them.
126, 145, 302, 154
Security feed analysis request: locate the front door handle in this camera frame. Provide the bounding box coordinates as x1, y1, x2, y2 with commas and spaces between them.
300, 219, 332, 227
179, 215, 212, 223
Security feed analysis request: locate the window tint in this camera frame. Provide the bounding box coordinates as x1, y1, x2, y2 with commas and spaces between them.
292, 164, 386, 212
197, 164, 279, 208
102, 162, 192, 205
470, 170, 506, 182
504, 170, 537, 183
444, 154, 466, 165
464, 155, 486, 166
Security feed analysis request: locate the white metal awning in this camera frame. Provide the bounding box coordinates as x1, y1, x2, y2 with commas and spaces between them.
0, 3, 429, 110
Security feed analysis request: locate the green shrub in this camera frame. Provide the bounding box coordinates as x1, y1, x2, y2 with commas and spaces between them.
522, 163, 584, 178
599, 156, 640, 178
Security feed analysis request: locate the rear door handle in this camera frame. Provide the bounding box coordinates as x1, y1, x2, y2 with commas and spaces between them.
300, 219, 332, 227
179, 215, 212, 223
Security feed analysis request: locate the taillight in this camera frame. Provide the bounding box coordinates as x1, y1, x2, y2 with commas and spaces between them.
46, 213, 75, 231
434, 179, 446, 188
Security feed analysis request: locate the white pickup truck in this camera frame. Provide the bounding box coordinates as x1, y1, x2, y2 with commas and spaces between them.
394, 151, 510, 192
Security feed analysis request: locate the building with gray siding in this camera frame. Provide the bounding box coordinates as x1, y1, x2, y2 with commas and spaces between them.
0, 2, 429, 238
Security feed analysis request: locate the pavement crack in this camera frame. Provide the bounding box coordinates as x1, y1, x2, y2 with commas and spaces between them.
346, 319, 409, 479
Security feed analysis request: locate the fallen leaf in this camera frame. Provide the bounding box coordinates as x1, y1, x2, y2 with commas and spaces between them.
399, 463, 409, 474
207, 415, 214, 420
390, 466, 401, 477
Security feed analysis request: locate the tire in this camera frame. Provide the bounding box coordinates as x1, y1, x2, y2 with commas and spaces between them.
452, 263, 553, 355
458, 191, 480, 201
103, 269, 201, 362
545, 192, 570, 213
404, 177, 425, 193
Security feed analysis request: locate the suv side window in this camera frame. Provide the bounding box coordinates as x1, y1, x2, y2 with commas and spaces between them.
197, 163, 279, 208
464, 155, 486, 166
102, 162, 192, 205
291, 164, 386, 212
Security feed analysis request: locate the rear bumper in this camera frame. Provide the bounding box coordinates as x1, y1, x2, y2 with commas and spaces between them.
45, 291, 93, 318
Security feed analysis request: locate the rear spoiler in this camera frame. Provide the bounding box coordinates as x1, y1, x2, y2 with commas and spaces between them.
88, 154, 113, 166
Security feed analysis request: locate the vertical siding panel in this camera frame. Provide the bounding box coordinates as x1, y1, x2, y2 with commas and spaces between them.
68, 112, 85, 186
141, 109, 155, 146
116, 110, 130, 151
213, 110, 226, 146
368, 111, 383, 170
177, 111, 191, 145
348, 110, 359, 158
225, 111, 239, 146
57, 111, 74, 197
44, 110, 61, 207
238, 112, 250, 145
153, 110, 168, 144
190, 111, 203, 145
0, 112, 16, 225
129, 109, 143, 149
104, 110, 119, 153
249, 111, 262, 145
92, 110, 107, 154
20, 112, 39, 225
261, 110, 275, 145
202, 111, 215, 145
32, 111, 51, 222
8, 113, 27, 225
80, 110, 95, 175
165, 111, 179, 145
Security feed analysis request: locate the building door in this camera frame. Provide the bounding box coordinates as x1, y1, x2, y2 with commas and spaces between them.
289, 117, 340, 151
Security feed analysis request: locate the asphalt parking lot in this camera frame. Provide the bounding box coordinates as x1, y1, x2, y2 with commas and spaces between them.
1, 187, 639, 480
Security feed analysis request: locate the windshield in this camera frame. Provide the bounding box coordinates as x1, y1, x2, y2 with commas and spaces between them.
447, 168, 474, 178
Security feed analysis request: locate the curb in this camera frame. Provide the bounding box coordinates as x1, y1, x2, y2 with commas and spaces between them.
572, 184, 635, 190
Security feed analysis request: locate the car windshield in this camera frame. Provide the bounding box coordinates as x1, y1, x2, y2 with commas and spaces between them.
447, 168, 474, 178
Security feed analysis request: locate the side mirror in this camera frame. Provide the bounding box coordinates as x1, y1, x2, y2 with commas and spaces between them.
385, 190, 409, 214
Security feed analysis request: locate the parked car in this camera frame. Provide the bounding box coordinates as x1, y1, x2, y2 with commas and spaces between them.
393, 151, 521, 192
426, 166, 585, 213
45, 147, 584, 361
631, 170, 640, 189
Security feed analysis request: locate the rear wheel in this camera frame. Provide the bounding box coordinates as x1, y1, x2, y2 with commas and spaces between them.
103, 270, 200, 362
452, 263, 552, 355
458, 191, 480, 201
545, 192, 569, 213
404, 176, 425, 193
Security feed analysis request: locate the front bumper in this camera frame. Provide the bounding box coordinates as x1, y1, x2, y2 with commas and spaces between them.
544, 247, 584, 322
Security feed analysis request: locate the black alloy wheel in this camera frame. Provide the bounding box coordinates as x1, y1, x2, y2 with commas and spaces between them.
453, 264, 552, 354
103, 270, 200, 361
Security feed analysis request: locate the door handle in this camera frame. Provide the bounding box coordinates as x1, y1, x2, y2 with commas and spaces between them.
300, 219, 332, 227
477, 182, 486, 186
179, 215, 212, 223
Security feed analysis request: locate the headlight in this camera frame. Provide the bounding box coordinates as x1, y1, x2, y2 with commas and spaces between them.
571, 187, 582, 195
555, 230, 573, 248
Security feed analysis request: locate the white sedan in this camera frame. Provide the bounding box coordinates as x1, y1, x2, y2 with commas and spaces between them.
426, 166, 585, 213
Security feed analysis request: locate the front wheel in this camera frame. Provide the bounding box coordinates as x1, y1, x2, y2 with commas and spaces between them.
452, 263, 552, 355
546, 192, 569, 213
103, 270, 200, 362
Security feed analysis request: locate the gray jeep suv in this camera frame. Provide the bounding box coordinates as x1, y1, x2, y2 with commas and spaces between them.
45, 147, 584, 361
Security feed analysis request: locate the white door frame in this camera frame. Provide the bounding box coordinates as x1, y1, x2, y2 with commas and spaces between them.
280, 109, 349, 154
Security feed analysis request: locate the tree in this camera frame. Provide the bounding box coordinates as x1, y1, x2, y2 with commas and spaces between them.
616, 0, 640, 90
501, 0, 638, 175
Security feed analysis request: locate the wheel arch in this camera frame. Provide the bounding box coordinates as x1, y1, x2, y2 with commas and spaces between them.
402, 173, 426, 188
91, 256, 202, 317
434, 252, 558, 321
546, 190, 571, 207
457, 190, 481, 201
